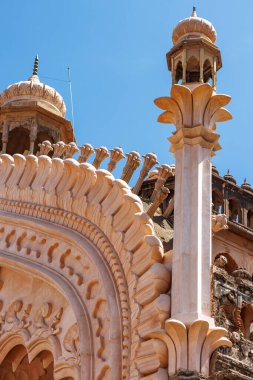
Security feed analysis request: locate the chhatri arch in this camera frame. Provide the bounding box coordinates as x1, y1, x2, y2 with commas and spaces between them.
0, 153, 171, 379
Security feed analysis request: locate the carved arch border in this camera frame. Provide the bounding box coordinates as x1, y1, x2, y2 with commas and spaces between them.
0, 252, 91, 380
0, 154, 171, 380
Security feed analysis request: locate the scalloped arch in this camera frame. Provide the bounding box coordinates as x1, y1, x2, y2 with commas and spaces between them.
0, 153, 170, 380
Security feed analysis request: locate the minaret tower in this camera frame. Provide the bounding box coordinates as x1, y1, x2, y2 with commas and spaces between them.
154, 8, 232, 378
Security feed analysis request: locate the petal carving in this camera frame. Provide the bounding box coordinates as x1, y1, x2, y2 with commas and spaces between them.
209, 108, 232, 130
204, 94, 231, 128
165, 319, 187, 370
154, 97, 177, 111
201, 327, 232, 376
157, 111, 175, 124
188, 320, 209, 372
171, 85, 192, 127
192, 84, 213, 126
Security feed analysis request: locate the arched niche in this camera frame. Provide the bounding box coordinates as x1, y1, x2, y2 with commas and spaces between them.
241, 304, 253, 340
176, 61, 183, 83
228, 198, 242, 223
0, 346, 55, 380
203, 59, 213, 83
7, 127, 30, 155
247, 208, 253, 229
212, 189, 223, 214
186, 56, 200, 83
0, 216, 124, 380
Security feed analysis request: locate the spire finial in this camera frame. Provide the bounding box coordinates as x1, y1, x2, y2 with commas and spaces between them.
33, 54, 39, 76
192, 6, 197, 17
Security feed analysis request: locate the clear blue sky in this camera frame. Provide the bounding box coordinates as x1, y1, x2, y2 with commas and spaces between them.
0, 1, 251, 185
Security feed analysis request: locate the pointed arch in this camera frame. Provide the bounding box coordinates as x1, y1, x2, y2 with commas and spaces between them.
203, 59, 213, 83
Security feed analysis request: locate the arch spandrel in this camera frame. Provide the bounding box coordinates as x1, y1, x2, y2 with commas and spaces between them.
0, 154, 171, 380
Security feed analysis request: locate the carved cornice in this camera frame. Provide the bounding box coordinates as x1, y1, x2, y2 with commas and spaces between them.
169, 125, 221, 154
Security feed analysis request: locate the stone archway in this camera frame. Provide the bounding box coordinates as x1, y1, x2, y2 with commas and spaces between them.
0, 154, 171, 380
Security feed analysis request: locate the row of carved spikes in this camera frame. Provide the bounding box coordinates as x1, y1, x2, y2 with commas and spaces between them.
36, 140, 175, 218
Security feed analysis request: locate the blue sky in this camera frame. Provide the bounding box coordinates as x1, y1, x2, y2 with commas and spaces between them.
0, 1, 251, 185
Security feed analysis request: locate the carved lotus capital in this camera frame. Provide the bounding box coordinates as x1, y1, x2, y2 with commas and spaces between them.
147, 319, 231, 378
155, 84, 232, 154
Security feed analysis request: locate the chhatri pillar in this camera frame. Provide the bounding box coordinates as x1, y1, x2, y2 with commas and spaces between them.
154, 8, 232, 377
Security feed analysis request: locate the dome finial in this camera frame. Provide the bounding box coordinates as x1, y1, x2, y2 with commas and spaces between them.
192, 6, 197, 17
33, 54, 39, 76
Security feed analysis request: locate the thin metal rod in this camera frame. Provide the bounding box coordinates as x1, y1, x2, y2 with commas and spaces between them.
67, 66, 75, 129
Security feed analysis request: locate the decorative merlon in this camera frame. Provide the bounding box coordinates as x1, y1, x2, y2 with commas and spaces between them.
147, 187, 170, 218
133, 153, 158, 195
92, 146, 110, 169
37, 140, 53, 156
151, 164, 174, 201
65, 142, 79, 158
78, 143, 95, 163
121, 151, 141, 183
108, 147, 125, 172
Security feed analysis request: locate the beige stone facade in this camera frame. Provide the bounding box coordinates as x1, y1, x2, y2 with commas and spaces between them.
0, 7, 251, 380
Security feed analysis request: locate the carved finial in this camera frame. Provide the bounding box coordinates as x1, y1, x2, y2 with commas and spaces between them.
132, 153, 158, 195
121, 151, 141, 184
192, 6, 197, 17
151, 164, 174, 201
52, 141, 67, 158
37, 140, 53, 156
92, 146, 109, 169
65, 142, 79, 158
33, 54, 39, 76
147, 186, 170, 218
107, 147, 125, 173
78, 143, 95, 163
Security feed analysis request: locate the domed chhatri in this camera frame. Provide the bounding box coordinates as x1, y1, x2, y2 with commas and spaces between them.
172, 6, 217, 45
0, 55, 66, 117
167, 7, 221, 88
224, 170, 237, 185
241, 178, 253, 193
0, 56, 74, 155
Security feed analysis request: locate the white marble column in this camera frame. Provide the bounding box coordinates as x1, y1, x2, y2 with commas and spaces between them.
155, 83, 232, 328
172, 143, 213, 325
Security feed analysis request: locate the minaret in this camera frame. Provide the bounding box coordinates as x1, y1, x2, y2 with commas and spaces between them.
154, 8, 232, 378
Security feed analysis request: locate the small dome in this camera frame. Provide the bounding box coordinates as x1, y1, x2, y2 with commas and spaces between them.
241, 178, 253, 193
212, 165, 219, 176
224, 170, 236, 185
172, 7, 217, 45
0, 56, 66, 117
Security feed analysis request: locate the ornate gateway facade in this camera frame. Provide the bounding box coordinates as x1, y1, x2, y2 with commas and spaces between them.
0, 7, 252, 380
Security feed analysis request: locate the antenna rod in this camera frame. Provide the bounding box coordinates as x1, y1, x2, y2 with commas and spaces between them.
67, 66, 75, 130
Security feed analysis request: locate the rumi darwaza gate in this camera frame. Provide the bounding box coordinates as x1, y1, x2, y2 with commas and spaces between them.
0, 6, 252, 380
